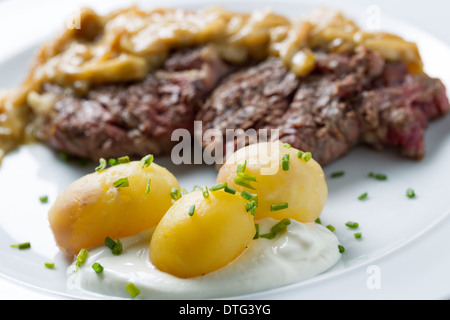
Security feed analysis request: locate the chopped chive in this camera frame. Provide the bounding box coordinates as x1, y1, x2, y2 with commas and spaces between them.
303, 152, 312, 162
259, 232, 277, 240
368, 172, 387, 180
170, 188, 180, 200
270, 202, 288, 211
104, 237, 123, 255
297, 151, 312, 162
202, 185, 209, 198
253, 224, 260, 239
281, 154, 290, 171
44, 262, 55, 269
224, 186, 236, 195
246, 200, 257, 212
283, 143, 291, 148
237, 172, 257, 182
180, 188, 188, 196
406, 188, 416, 198
234, 176, 256, 190
237, 160, 247, 173
10, 242, 31, 250
76, 249, 88, 268
92, 262, 103, 273
104, 236, 116, 249
39, 195, 49, 203
345, 221, 359, 229
192, 185, 201, 191
209, 182, 228, 192
315, 217, 321, 224
113, 177, 129, 188
95, 158, 107, 172
326, 225, 335, 232
117, 156, 130, 164
338, 245, 345, 253
125, 282, 140, 298
260, 219, 291, 239
358, 192, 368, 200
354, 232, 362, 239
270, 218, 291, 233
240, 190, 253, 201
188, 205, 195, 216
140, 154, 154, 168
144, 178, 151, 195
331, 171, 345, 178
108, 158, 119, 166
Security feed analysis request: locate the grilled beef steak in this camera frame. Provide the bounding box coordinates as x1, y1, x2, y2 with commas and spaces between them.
197, 46, 449, 165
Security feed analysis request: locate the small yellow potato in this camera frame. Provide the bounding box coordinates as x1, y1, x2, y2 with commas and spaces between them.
216, 141, 327, 223
149, 190, 255, 278
48, 159, 180, 256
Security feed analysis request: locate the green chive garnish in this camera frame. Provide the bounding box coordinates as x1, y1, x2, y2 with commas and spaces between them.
270, 202, 288, 211
304, 152, 312, 161
281, 154, 290, 171
117, 156, 130, 164
368, 172, 387, 180
113, 177, 129, 188
180, 188, 188, 196
253, 224, 260, 239
260, 219, 291, 239
95, 158, 107, 172
104, 237, 122, 255
326, 225, 335, 232
224, 186, 236, 195
354, 232, 362, 239
192, 185, 201, 191
170, 188, 180, 200
141, 154, 154, 168
125, 282, 140, 298
338, 245, 345, 253
283, 143, 291, 148
406, 188, 416, 198
209, 182, 228, 192
202, 185, 209, 198
188, 205, 195, 216
237, 160, 247, 173
76, 249, 88, 268
10, 242, 31, 250
315, 217, 321, 224
345, 221, 359, 229
145, 178, 151, 195
240, 190, 253, 201
39, 195, 49, 203
92, 262, 103, 273
108, 158, 119, 166
44, 262, 55, 269
358, 192, 368, 200
246, 200, 257, 212
331, 171, 345, 178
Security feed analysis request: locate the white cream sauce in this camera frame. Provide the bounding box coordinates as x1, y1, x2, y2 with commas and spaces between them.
67, 218, 341, 299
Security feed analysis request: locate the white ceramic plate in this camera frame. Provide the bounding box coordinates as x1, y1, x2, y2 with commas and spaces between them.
1, 0, 450, 300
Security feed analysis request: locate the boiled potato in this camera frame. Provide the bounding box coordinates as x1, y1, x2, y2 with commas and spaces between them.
149, 190, 255, 278
216, 141, 327, 223
48, 159, 180, 256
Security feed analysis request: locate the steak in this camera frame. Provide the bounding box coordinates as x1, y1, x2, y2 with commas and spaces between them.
33, 46, 231, 161
31, 45, 449, 165
197, 46, 450, 165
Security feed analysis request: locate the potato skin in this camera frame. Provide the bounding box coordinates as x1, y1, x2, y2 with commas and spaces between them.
48, 161, 180, 256
217, 141, 328, 223
149, 190, 255, 278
